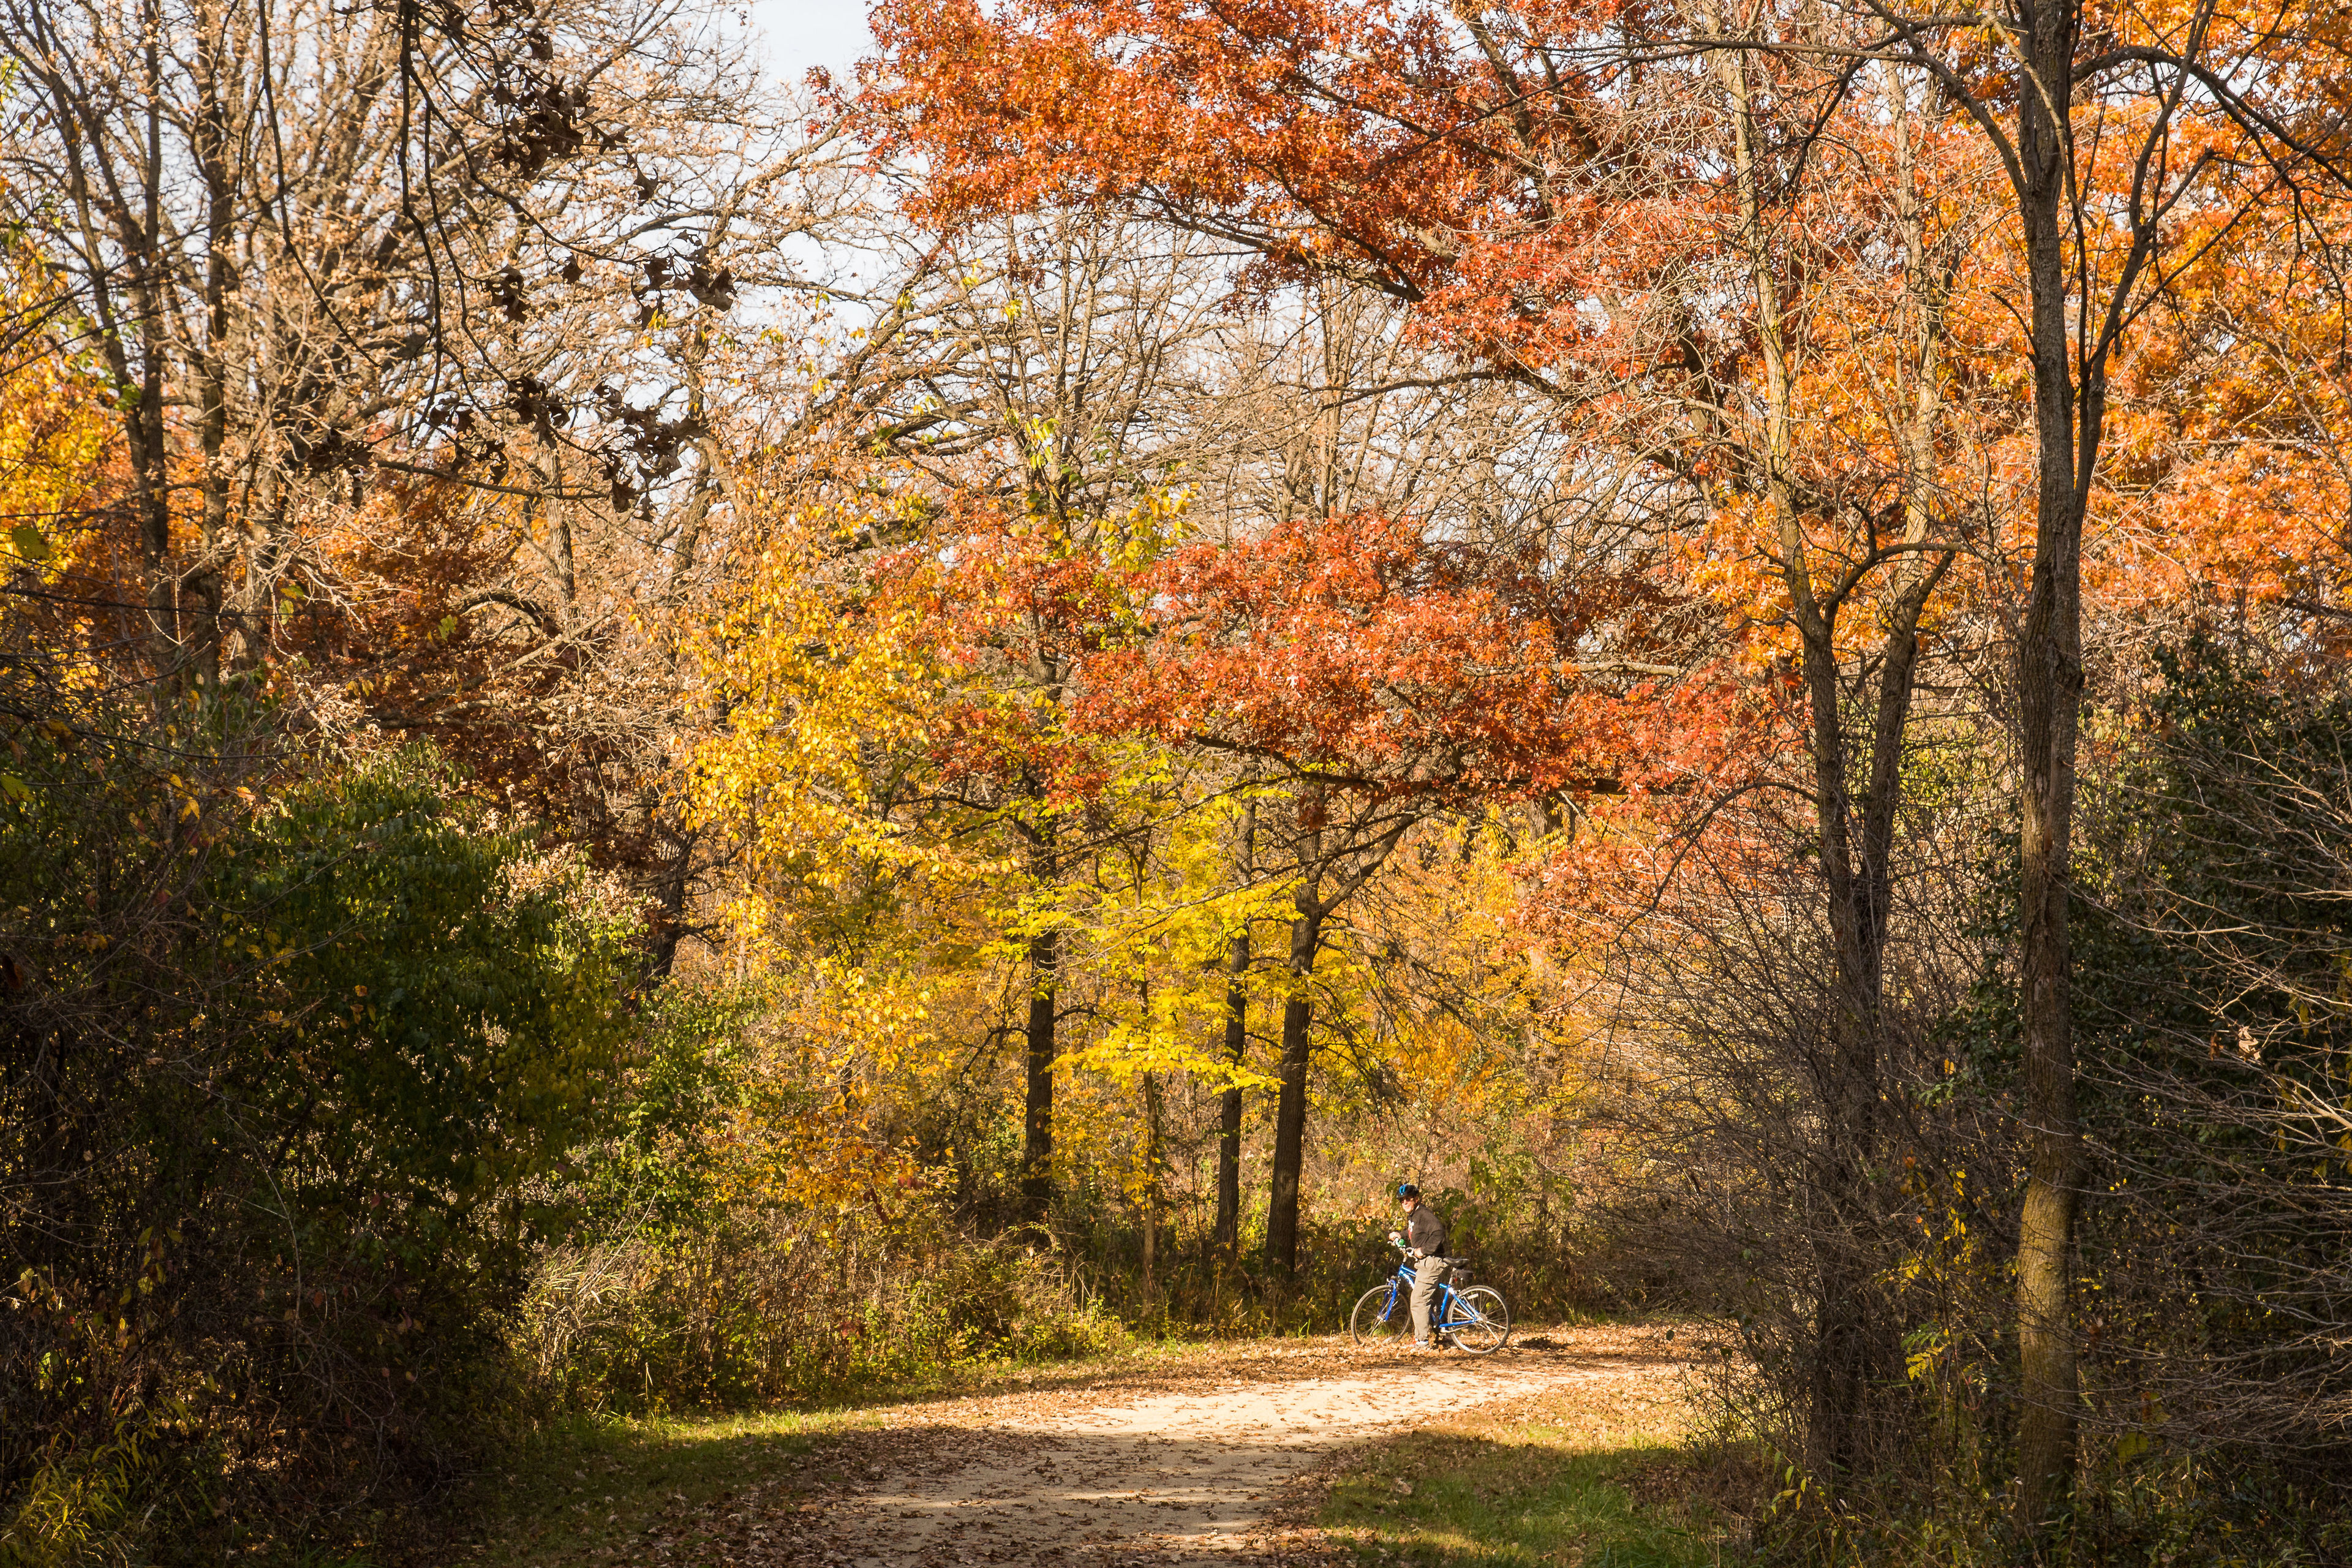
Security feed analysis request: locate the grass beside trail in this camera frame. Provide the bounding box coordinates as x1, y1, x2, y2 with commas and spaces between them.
1318, 1348, 1754, 1567
448, 1335, 1252, 1565
450, 1408, 853, 1565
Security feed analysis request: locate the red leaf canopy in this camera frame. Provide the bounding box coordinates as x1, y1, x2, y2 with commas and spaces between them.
1081, 513, 1651, 804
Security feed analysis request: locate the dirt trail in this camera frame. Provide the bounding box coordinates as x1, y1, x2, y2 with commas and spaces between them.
747, 1327, 1681, 1567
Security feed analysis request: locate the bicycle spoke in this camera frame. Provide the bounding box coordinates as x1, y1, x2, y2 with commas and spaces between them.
1443, 1286, 1510, 1353
1351, 1283, 1409, 1348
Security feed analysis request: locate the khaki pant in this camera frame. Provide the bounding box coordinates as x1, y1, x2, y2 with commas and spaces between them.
1409, 1256, 1449, 1344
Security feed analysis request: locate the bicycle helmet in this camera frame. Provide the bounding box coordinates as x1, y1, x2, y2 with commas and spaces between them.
1396, 1183, 1420, 1199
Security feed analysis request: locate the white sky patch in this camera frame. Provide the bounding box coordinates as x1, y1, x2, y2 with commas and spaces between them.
748, 0, 876, 83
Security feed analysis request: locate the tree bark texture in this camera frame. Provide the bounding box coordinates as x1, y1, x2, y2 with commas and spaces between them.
1141, 1069, 1161, 1300
1213, 926, 1250, 1251
1264, 900, 1322, 1274
1021, 923, 1059, 1224
2013, 3, 2088, 1529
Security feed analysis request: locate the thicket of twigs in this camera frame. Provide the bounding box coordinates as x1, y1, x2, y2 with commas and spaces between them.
1599, 630, 2352, 1561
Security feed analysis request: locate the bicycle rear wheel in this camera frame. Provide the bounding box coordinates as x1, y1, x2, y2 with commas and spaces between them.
1443, 1286, 1510, 1354
1349, 1284, 1408, 1347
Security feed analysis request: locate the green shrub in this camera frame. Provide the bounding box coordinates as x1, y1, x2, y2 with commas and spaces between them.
2, 735, 639, 1563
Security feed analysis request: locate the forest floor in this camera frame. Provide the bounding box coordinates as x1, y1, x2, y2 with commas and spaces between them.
466, 1323, 1736, 1567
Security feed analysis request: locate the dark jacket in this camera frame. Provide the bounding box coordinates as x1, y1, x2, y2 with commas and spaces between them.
1404, 1203, 1447, 1257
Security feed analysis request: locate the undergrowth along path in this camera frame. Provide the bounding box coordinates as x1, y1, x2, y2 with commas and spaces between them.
631, 1324, 1690, 1567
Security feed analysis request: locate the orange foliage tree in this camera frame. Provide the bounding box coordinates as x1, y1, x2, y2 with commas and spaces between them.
864, 0, 2010, 1442
867, 0, 2352, 1495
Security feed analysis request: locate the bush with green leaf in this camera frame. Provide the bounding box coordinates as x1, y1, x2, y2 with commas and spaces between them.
2, 730, 640, 1563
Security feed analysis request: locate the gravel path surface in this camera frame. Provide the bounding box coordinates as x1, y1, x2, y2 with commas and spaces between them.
740, 1327, 1681, 1567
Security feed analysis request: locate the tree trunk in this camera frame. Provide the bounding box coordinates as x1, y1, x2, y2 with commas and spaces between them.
2013, 7, 2087, 1530
186, 2, 236, 696
1213, 927, 1249, 1251
1804, 641, 1878, 1483
1265, 898, 1322, 1273
2012, 439, 2087, 1529
643, 824, 698, 981
1141, 1070, 1161, 1302
1021, 923, 1058, 1224
133, 0, 175, 677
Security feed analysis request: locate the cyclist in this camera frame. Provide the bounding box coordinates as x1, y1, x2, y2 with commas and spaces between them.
1391, 1183, 1449, 1351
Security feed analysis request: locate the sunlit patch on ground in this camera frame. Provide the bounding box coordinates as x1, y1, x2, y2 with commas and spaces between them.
457, 1325, 1702, 1567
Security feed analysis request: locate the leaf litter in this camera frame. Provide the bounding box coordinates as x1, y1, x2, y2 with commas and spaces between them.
617, 1324, 1683, 1567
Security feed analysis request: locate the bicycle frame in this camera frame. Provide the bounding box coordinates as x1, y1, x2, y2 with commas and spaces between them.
1376, 1264, 1476, 1335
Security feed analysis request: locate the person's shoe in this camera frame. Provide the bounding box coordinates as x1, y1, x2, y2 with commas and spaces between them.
1409, 1339, 1430, 1351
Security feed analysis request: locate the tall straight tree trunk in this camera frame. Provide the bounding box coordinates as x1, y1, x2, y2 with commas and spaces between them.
134, 0, 175, 675
1802, 612, 1880, 1484
186, 5, 236, 696
1213, 927, 1249, 1251
2013, 407, 2086, 1537
1140, 1070, 1161, 1302
1265, 897, 1322, 1273
1021, 922, 1058, 1225
2013, 8, 2087, 1529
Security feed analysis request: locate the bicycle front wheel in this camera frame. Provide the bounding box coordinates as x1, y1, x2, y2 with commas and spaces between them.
1349, 1284, 1408, 1348
1444, 1286, 1511, 1354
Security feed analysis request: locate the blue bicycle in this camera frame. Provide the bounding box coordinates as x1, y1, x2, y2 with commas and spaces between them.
1349, 1236, 1511, 1353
